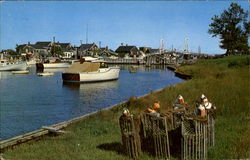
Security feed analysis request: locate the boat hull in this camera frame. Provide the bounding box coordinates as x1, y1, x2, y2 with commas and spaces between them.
12, 70, 29, 74
62, 67, 120, 82
36, 63, 70, 69
0, 62, 28, 71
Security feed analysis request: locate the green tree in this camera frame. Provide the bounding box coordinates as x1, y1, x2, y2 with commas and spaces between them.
208, 3, 249, 55
50, 45, 64, 57
4, 49, 19, 56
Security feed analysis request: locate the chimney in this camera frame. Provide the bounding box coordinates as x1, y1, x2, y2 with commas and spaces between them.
121, 43, 123, 46
105, 46, 108, 51
28, 42, 30, 45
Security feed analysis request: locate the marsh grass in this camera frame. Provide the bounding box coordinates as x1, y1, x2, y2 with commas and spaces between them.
3, 55, 250, 159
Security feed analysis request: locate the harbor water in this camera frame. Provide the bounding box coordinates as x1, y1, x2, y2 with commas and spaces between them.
0, 65, 183, 140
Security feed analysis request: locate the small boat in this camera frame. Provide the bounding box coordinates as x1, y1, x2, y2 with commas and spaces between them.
36, 57, 70, 70
62, 61, 120, 83
12, 70, 29, 74
37, 72, 54, 76
0, 61, 28, 71
129, 66, 138, 73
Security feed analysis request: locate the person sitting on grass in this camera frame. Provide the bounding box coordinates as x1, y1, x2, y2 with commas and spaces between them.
200, 94, 214, 110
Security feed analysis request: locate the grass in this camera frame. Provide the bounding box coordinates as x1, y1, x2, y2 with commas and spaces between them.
2, 55, 250, 160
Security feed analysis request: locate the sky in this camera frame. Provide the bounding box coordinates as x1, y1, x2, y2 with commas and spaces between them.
0, 1, 248, 54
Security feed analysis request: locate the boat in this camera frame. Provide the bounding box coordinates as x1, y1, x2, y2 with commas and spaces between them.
36, 57, 70, 70
62, 61, 120, 82
129, 66, 138, 73
0, 61, 28, 71
12, 70, 29, 74
37, 72, 54, 76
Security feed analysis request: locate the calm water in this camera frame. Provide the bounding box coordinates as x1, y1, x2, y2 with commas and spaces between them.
0, 65, 183, 140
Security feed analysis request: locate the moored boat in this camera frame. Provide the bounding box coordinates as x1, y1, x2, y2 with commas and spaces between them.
12, 70, 29, 74
0, 61, 28, 71
36, 57, 70, 70
62, 61, 120, 82
37, 72, 54, 76
129, 66, 138, 73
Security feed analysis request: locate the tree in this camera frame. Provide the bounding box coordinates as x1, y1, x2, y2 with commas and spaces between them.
50, 45, 64, 57
3, 49, 19, 56
208, 3, 249, 55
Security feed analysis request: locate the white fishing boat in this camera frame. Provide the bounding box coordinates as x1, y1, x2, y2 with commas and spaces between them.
12, 70, 29, 74
62, 61, 120, 82
37, 72, 54, 76
0, 61, 28, 71
36, 57, 70, 69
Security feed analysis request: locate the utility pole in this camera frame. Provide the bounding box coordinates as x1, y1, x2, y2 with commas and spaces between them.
184, 38, 189, 52
99, 41, 101, 48
86, 24, 88, 44
160, 39, 164, 53
53, 36, 56, 44
198, 46, 201, 54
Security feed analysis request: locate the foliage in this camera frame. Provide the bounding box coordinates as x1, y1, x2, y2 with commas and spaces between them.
50, 44, 64, 57
208, 3, 250, 55
1, 49, 19, 56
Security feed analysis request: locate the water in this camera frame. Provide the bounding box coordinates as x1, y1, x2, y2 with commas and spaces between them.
0, 65, 183, 140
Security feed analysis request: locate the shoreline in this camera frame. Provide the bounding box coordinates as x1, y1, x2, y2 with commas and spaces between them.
0, 69, 189, 151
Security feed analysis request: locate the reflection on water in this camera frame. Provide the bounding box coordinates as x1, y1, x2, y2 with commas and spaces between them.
63, 80, 118, 91
43, 68, 66, 73
0, 65, 183, 140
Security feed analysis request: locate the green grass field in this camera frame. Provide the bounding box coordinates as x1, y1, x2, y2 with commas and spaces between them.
3, 55, 250, 160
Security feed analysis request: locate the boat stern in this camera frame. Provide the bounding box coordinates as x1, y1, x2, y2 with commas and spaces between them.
62, 73, 80, 82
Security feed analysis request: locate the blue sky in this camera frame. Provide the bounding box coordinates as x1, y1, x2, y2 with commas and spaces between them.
0, 1, 248, 54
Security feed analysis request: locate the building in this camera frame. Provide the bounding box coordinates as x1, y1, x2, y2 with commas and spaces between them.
57, 43, 76, 59
139, 47, 152, 54
78, 43, 99, 57
16, 41, 52, 56
16, 41, 76, 58
99, 46, 118, 57
115, 45, 139, 58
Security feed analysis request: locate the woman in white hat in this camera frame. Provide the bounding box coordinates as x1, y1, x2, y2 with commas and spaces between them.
201, 94, 212, 110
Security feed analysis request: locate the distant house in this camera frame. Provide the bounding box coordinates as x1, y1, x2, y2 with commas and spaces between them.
148, 48, 159, 54
115, 45, 139, 58
139, 47, 152, 54
16, 42, 37, 55
99, 47, 118, 57
78, 43, 99, 57
32, 41, 53, 55
57, 43, 75, 59
17, 41, 76, 58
